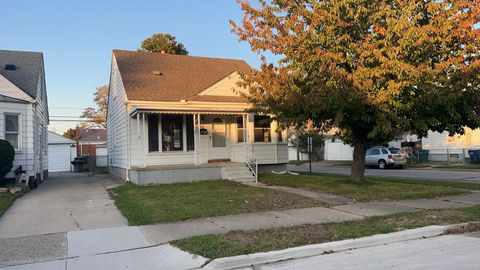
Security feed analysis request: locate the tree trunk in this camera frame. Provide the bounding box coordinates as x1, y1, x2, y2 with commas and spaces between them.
351, 141, 367, 183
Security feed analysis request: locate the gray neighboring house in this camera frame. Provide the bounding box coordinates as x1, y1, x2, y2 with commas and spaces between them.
0, 50, 49, 187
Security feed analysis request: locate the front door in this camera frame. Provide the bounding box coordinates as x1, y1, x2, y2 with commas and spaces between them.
209, 117, 229, 160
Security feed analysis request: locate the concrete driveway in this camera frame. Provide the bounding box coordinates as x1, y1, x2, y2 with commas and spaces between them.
289, 164, 480, 183
0, 173, 127, 239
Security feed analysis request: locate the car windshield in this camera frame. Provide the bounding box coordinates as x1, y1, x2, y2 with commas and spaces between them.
389, 148, 400, 154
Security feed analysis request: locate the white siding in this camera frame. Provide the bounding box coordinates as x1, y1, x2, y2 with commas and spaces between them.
107, 56, 129, 170
0, 102, 35, 178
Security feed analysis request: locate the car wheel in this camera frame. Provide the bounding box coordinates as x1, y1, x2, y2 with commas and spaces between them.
378, 160, 387, 169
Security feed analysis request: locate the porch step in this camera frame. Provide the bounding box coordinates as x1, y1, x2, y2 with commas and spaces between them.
221, 164, 256, 182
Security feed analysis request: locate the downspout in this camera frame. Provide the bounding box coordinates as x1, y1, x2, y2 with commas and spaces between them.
126, 105, 130, 182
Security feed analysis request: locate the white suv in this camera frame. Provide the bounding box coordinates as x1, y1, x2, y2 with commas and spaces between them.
365, 147, 406, 169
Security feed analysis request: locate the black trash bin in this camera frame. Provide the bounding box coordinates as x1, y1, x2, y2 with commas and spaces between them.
468, 150, 480, 164
71, 157, 87, 173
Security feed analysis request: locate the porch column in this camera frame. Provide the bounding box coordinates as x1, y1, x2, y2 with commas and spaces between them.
182, 115, 187, 152
247, 114, 255, 144
141, 112, 147, 168
271, 120, 279, 143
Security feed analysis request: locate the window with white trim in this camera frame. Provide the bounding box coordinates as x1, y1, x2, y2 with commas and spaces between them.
5, 114, 20, 150
254, 115, 271, 143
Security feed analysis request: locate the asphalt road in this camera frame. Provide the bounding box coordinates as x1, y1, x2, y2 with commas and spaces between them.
249, 233, 480, 270
288, 164, 480, 182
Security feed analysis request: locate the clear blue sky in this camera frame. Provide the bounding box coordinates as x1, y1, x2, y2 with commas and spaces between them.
2, 0, 262, 133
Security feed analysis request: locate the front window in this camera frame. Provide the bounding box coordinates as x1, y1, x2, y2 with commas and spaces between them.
162, 115, 183, 151
5, 114, 20, 150
254, 115, 271, 142
237, 117, 245, 143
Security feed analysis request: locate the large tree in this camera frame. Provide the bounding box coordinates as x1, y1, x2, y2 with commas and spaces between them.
80, 85, 108, 129
140, 33, 188, 55
232, 0, 480, 182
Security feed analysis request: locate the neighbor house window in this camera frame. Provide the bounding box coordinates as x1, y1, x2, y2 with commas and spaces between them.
237, 117, 245, 143
162, 115, 183, 151
148, 114, 159, 152
5, 114, 20, 150
254, 115, 271, 142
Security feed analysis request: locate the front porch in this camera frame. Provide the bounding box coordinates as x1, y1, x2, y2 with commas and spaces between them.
126, 108, 288, 184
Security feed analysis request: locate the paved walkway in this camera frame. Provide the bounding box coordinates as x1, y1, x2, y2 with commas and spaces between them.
0, 173, 127, 239
2, 190, 480, 269
243, 182, 354, 205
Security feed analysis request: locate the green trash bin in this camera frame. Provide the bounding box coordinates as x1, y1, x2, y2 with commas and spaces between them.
418, 150, 430, 163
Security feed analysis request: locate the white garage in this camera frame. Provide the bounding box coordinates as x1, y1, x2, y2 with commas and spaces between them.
48, 131, 76, 172
325, 140, 354, 161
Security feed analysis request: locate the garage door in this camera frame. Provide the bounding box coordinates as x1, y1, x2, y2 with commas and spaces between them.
48, 144, 73, 172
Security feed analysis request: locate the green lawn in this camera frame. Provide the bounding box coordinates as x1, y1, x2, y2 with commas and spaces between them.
172, 205, 480, 259
109, 180, 323, 225
0, 193, 17, 217
259, 173, 468, 202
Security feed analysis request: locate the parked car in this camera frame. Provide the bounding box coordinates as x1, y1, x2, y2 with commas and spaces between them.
365, 147, 406, 169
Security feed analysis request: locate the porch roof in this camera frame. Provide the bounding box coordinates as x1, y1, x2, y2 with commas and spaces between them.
129, 107, 247, 117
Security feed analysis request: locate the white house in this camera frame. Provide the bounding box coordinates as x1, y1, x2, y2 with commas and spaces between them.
107, 50, 288, 184
0, 50, 49, 187
48, 131, 75, 172
422, 129, 480, 162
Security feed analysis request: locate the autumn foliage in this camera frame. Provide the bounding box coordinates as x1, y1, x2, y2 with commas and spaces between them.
231, 0, 480, 182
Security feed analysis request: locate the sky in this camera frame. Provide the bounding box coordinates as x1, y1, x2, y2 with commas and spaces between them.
1, 0, 263, 134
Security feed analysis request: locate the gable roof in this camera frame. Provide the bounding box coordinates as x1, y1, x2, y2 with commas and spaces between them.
0, 50, 44, 98
76, 128, 107, 142
0, 94, 29, 104
48, 131, 75, 145
113, 50, 251, 103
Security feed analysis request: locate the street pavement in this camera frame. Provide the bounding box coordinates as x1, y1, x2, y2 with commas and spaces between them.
289, 164, 480, 182
243, 233, 480, 270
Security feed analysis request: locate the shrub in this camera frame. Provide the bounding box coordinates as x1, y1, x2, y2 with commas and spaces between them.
0, 140, 15, 181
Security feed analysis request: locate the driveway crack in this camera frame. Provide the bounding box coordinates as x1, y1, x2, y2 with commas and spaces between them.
69, 210, 81, 230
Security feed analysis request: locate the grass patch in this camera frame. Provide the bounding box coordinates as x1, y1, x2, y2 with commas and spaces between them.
260, 173, 468, 202
173, 205, 480, 259
0, 193, 17, 217
109, 180, 323, 225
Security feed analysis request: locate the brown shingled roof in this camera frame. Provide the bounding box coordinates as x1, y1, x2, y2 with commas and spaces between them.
113, 50, 252, 102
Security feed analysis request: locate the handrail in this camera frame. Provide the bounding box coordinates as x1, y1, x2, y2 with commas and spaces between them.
244, 143, 258, 182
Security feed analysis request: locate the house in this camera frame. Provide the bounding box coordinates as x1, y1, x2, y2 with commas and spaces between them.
107, 50, 288, 184
0, 50, 49, 187
422, 129, 480, 162
75, 128, 108, 167
75, 128, 107, 156
48, 131, 75, 172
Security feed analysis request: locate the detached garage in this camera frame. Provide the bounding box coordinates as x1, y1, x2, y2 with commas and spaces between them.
48, 131, 76, 172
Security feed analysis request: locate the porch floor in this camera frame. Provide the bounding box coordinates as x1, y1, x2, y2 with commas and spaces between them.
130, 162, 245, 171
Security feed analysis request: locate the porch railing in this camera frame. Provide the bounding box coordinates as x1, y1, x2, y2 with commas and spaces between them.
244, 143, 258, 182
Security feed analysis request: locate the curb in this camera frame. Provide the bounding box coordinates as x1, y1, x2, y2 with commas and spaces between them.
201, 224, 459, 270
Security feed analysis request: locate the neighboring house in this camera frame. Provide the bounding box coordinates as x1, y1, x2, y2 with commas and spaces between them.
48, 131, 75, 172
0, 50, 49, 186
107, 50, 287, 184
422, 129, 480, 162
75, 128, 107, 157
